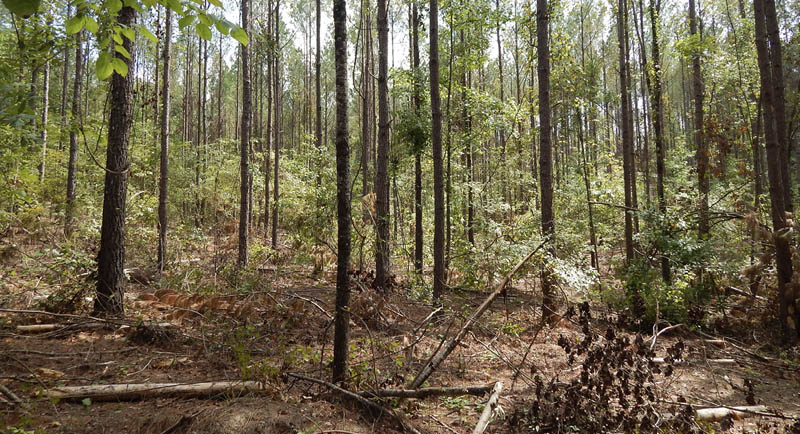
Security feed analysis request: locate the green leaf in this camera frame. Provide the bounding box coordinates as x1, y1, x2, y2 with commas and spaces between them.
165, 0, 181, 14
197, 12, 212, 26
214, 18, 230, 35
196, 23, 211, 40
2, 0, 40, 17
65, 15, 85, 34
178, 14, 194, 29
138, 25, 157, 43
120, 27, 135, 41
231, 26, 248, 46
96, 51, 113, 80
82, 398, 92, 407
106, 0, 122, 12
84, 16, 99, 34
207, 0, 221, 7
99, 37, 110, 49
111, 57, 128, 76
112, 31, 123, 44
114, 44, 131, 59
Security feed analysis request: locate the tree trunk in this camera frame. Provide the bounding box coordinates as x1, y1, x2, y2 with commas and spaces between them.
538, 0, 556, 323
689, 0, 708, 238
412, 3, 423, 275
95, 6, 136, 315
272, 0, 281, 249
238, 0, 252, 268
64, 31, 83, 236
374, 0, 390, 289
332, 0, 352, 384
649, 0, 670, 281
315, 0, 322, 179
617, 0, 635, 263
430, 0, 445, 300
753, 0, 798, 339
39, 58, 49, 182
157, 7, 173, 273
763, 0, 791, 210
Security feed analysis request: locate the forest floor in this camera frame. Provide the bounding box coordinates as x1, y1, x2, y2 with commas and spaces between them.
2, 224, 800, 433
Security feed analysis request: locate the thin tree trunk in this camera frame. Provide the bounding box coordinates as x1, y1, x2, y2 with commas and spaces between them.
412, 3, 423, 275
430, 0, 445, 300
763, 0, 791, 210
374, 0, 390, 289
238, 0, 252, 267
95, 6, 136, 315
272, 0, 281, 249
38, 58, 49, 182
157, 8, 173, 273
64, 31, 84, 236
690, 0, 709, 238
538, 0, 556, 323
618, 0, 635, 263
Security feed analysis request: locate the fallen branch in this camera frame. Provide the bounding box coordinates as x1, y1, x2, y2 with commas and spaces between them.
45, 381, 266, 401
15, 324, 61, 333
285, 373, 421, 434
361, 384, 494, 399
724, 286, 768, 301
407, 239, 548, 389
695, 405, 767, 422
472, 381, 503, 434
650, 324, 684, 351
0, 383, 22, 405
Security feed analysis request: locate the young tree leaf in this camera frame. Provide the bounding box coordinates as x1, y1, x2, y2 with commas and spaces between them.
197, 12, 211, 26
138, 24, 157, 43
196, 23, 211, 40
120, 27, 135, 41
207, 0, 222, 7
106, 0, 122, 13
213, 18, 230, 35
84, 16, 99, 34
2, 0, 41, 17
231, 26, 247, 46
178, 14, 194, 29
111, 57, 128, 76
65, 15, 85, 34
114, 44, 131, 59
96, 51, 113, 80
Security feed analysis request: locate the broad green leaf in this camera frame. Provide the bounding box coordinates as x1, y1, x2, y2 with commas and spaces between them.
2, 0, 40, 16
165, 0, 181, 14
96, 52, 113, 80
65, 15, 85, 34
111, 57, 128, 76
138, 25, 157, 43
112, 31, 123, 44
114, 44, 131, 59
178, 14, 194, 28
195, 23, 211, 40
99, 37, 110, 49
106, 0, 122, 12
120, 27, 135, 41
230, 26, 247, 46
207, 0, 221, 7
84, 16, 99, 34
197, 12, 211, 26
214, 19, 230, 35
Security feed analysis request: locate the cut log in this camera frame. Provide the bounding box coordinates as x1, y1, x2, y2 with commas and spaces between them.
472, 381, 503, 434
361, 384, 494, 399
695, 405, 767, 421
16, 324, 60, 333
407, 240, 548, 389
45, 381, 266, 401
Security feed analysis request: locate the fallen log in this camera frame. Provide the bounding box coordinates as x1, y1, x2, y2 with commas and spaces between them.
16, 324, 60, 333
472, 381, 503, 434
45, 381, 266, 401
695, 405, 767, 422
361, 384, 494, 399
407, 239, 549, 389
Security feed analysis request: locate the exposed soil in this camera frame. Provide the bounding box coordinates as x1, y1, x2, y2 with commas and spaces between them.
2, 227, 800, 433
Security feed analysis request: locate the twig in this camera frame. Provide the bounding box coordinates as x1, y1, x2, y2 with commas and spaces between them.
0, 383, 22, 405
650, 324, 684, 351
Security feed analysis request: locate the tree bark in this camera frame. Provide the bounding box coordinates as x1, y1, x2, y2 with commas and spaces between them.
272, 0, 281, 249
617, 0, 635, 263
538, 0, 556, 323
430, 0, 445, 300
332, 0, 352, 384
374, 0, 390, 289
157, 7, 173, 273
95, 6, 137, 315
64, 31, 83, 236
412, 3, 423, 276
689, 0, 709, 238
38, 58, 49, 182
238, 0, 252, 268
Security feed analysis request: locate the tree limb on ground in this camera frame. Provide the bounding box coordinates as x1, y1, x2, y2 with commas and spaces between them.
407, 239, 549, 389
285, 372, 421, 434
472, 381, 503, 434
360, 383, 494, 399
44, 381, 267, 401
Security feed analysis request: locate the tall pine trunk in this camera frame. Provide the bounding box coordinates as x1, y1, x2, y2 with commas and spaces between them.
157, 8, 173, 273
374, 0, 390, 289
65, 32, 83, 236
95, 6, 136, 315
430, 0, 445, 300
238, 0, 252, 267
689, 0, 708, 238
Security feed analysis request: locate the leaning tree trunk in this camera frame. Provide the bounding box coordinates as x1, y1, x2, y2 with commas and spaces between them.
332, 0, 352, 384
374, 0, 390, 289
238, 0, 252, 268
537, 0, 556, 324
64, 31, 83, 236
157, 7, 173, 273
95, 6, 136, 315
430, 0, 445, 300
